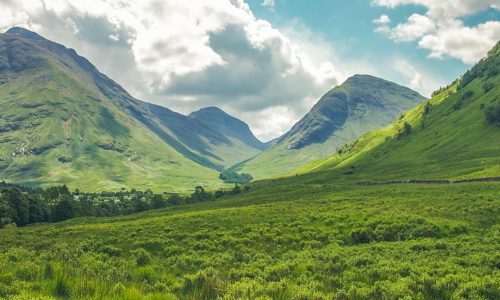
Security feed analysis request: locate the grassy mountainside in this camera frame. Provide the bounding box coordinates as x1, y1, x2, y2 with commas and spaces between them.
188, 107, 267, 168
233, 75, 425, 179
0, 179, 498, 299
0, 28, 263, 191
296, 41, 500, 181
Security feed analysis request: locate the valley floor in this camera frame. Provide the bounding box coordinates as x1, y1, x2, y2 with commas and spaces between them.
0, 179, 499, 299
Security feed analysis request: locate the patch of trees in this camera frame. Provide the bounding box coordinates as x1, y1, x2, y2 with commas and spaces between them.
336, 139, 359, 155
0, 182, 248, 228
485, 102, 500, 126
458, 43, 499, 90
431, 79, 459, 97
396, 122, 412, 140
219, 171, 253, 184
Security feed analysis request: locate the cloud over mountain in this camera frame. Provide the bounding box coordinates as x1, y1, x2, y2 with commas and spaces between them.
0, 0, 342, 141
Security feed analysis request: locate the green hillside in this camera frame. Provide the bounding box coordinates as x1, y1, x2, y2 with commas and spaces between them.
232, 75, 425, 179
0, 28, 264, 191
0, 178, 498, 299
295, 41, 500, 181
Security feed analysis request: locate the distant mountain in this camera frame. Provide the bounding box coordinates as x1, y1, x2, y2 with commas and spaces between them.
298, 41, 500, 180
232, 75, 426, 178
0, 27, 263, 191
143, 104, 266, 169
190, 107, 266, 150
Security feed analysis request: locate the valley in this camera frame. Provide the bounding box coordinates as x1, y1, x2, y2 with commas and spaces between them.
0, 17, 498, 300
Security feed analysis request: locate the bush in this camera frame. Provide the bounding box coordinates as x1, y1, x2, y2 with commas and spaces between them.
396, 122, 412, 140
462, 90, 474, 100
219, 171, 253, 184
485, 104, 500, 126
131, 248, 151, 266
483, 81, 495, 93
350, 228, 375, 244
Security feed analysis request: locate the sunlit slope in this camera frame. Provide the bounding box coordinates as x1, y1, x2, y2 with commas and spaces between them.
233, 75, 425, 179
0, 28, 225, 191
297, 42, 500, 181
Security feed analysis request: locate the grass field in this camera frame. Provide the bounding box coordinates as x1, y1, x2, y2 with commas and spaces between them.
0, 178, 498, 299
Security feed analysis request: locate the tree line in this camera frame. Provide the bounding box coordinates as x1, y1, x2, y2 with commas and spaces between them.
0, 182, 247, 228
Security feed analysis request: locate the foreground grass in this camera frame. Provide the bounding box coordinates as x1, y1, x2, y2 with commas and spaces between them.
0, 180, 499, 299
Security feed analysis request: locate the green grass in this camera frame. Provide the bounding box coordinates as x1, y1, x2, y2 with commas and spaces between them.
0, 179, 498, 299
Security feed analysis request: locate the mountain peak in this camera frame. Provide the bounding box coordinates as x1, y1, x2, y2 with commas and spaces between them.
5, 27, 44, 41
344, 74, 393, 85
278, 75, 425, 150
190, 107, 266, 150
191, 106, 228, 116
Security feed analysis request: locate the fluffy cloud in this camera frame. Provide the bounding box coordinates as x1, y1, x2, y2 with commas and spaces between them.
372, 0, 500, 64
0, 0, 342, 141
262, 0, 275, 9
390, 14, 435, 42
373, 14, 391, 25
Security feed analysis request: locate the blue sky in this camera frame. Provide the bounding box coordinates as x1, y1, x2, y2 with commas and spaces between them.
1, 0, 498, 140
247, 0, 497, 95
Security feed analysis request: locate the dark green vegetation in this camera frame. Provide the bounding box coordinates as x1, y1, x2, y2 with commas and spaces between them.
0, 180, 498, 299
233, 75, 425, 179
219, 170, 253, 184
0, 182, 247, 229
0, 28, 265, 191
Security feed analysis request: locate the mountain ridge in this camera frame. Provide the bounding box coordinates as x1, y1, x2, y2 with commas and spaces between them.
294, 41, 500, 181
232, 74, 426, 179
0, 27, 264, 190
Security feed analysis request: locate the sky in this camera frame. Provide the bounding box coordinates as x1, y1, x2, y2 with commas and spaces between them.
0, 0, 499, 141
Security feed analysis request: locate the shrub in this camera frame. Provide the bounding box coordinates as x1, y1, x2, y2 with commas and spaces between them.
485, 104, 500, 126
483, 81, 494, 93
462, 90, 474, 100
131, 248, 151, 266
350, 228, 375, 244
396, 122, 412, 140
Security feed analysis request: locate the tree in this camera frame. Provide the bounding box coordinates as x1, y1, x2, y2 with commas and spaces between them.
396, 122, 412, 140
0, 195, 15, 227
485, 104, 500, 126
2, 188, 29, 226
232, 184, 241, 194
52, 196, 77, 222
191, 186, 211, 202
131, 195, 149, 212
151, 194, 166, 209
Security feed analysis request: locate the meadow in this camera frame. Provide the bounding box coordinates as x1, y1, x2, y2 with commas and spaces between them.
0, 177, 498, 299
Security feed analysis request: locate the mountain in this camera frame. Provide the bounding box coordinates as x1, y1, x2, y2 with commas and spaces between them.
0, 27, 262, 191
139, 103, 266, 170
188, 107, 267, 166
232, 75, 426, 179
296, 41, 500, 181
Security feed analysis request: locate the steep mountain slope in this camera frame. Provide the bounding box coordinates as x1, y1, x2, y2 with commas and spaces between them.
142, 104, 266, 169
188, 107, 267, 167
233, 75, 425, 179
0, 27, 262, 191
297, 41, 500, 181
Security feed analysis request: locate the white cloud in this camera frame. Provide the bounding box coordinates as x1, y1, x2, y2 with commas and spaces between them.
372, 0, 500, 64
262, 0, 275, 9
0, 0, 342, 140
373, 14, 391, 24
419, 20, 500, 64
390, 14, 435, 41
241, 106, 299, 141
